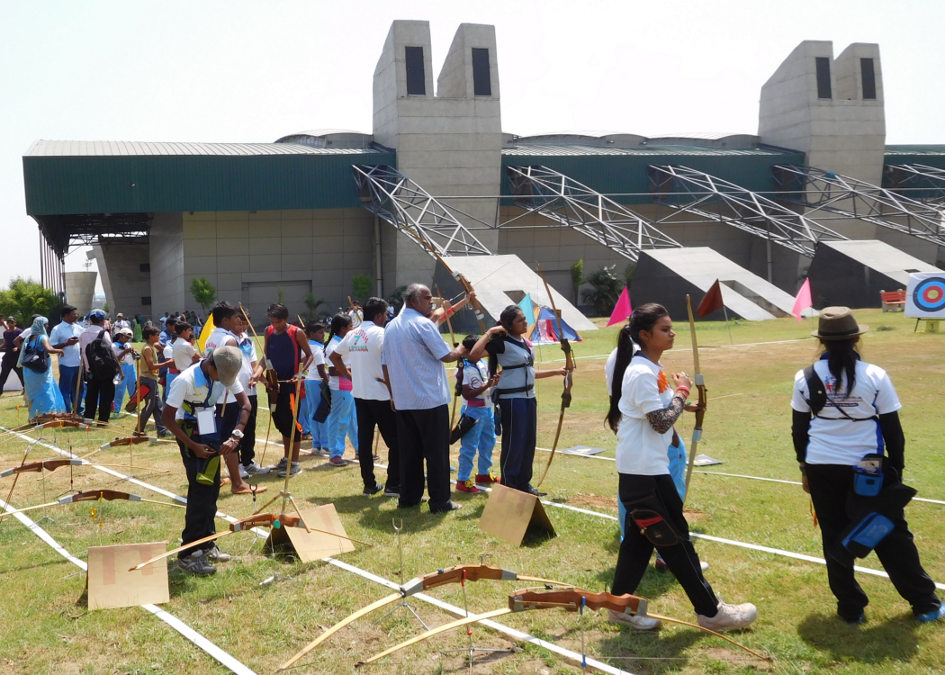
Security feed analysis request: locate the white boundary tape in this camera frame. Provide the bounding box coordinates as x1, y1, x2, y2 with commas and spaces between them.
0, 494, 257, 675
533, 447, 945, 506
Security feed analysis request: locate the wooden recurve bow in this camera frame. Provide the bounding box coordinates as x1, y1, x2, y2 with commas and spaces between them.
278, 564, 571, 671
682, 294, 708, 499
535, 264, 575, 487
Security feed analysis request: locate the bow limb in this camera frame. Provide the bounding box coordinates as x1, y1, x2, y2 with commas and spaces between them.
278, 593, 403, 671
535, 264, 574, 487
646, 612, 770, 662
436, 283, 461, 431
0, 446, 33, 524
682, 294, 707, 499
130, 513, 370, 571
355, 608, 514, 668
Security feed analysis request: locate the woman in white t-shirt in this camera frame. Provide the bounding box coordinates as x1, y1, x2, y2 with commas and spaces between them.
324, 314, 358, 464
605, 303, 755, 632
792, 306, 942, 624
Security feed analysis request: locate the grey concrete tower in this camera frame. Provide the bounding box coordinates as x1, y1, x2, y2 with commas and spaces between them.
759, 41, 885, 240
373, 21, 502, 287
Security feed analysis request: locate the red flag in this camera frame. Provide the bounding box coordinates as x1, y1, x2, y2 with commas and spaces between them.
792, 278, 812, 321
696, 279, 724, 317
607, 287, 632, 327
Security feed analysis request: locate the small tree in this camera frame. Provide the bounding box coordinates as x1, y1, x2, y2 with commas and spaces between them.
189, 277, 216, 315
387, 285, 408, 314
303, 293, 328, 321
570, 258, 584, 304
351, 274, 372, 302
0, 277, 60, 326
581, 265, 622, 316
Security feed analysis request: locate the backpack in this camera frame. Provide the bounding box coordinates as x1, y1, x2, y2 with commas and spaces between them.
86, 329, 121, 380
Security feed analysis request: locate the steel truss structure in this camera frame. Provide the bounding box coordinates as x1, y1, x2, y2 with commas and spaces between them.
353, 164, 493, 257
773, 164, 945, 246
648, 165, 847, 258
505, 165, 681, 261
34, 213, 152, 258
884, 163, 945, 207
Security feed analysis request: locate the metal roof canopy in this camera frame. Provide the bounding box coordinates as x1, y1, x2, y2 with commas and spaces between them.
34, 213, 152, 258
352, 164, 493, 257
648, 164, 848, 260
504, 165, 681, 262
772, 164, 945, 246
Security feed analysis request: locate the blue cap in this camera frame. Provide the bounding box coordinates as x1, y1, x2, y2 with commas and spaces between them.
87, 309, 106, 320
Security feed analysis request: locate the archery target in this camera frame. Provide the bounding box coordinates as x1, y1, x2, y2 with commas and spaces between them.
906, 273, 945, 318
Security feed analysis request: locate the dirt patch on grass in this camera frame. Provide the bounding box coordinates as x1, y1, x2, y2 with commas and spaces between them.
569, 493, 618, 512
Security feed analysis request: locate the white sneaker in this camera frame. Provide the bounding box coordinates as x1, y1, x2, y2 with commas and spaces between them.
697, 600, 757, 632
701, 560, 709, 572
238, 464, 249, 479
608, 609, 661, 631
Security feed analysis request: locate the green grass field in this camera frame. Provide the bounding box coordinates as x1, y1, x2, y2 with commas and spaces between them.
0, 308, 943, 674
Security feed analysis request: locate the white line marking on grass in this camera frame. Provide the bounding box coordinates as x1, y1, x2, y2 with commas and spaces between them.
528, 450, 945, 505
0, 495, 257, 675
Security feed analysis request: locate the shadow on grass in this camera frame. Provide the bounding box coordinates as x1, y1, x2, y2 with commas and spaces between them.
797, 612, 921, 664
598, 623, 704, 674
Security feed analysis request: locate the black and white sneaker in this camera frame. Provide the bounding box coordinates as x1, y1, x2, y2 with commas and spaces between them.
244, 461, 269, 475
383, 486, 400, 498
362, 482, 384, 496
178, 550, 216, 576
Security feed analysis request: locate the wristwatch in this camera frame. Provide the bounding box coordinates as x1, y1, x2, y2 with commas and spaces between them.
231, 429, 245, 439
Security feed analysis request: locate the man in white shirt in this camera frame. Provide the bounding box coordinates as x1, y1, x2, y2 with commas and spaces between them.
331, 297, 399, 497
163, 346, 250, 575
49, 305, 84, 414
383, 284, 466, 513
79, 309, 115, 422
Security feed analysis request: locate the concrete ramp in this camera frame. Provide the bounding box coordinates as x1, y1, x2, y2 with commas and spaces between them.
808, 240, 942, 308
433, 254, 596, 335
632, 247, 809, 321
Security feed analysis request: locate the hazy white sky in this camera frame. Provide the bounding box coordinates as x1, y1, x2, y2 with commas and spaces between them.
2, 0, 942, 288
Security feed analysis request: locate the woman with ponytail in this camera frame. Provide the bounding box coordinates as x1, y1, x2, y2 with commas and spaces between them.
607, 303, 756, 632
792, 306, 942, 624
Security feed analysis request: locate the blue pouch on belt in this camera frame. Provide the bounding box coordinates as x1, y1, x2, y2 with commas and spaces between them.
853, 453, 884, 497
842, 512, 894, 558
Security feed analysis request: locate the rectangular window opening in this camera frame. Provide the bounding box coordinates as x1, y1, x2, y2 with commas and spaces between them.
815, 57, 832, 99
141, 296, 152, 306
405, 46, 425, 95
472, 48, 491, 96
861, 58, 876, 99
139, 263, 150, 273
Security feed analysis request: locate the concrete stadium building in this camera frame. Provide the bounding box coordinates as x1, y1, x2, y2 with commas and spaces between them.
22, 21, 945, 326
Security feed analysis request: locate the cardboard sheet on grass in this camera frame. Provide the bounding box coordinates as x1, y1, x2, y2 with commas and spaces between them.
480, 484, 555, 546
267, 503, 355, 562
87, 541, 169, 610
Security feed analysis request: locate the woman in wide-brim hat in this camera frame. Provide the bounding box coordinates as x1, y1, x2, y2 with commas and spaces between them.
791, 306, 943, 624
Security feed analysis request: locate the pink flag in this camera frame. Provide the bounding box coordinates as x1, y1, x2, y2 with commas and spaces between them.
607, 287, 632, 327
792, 278, 812, 321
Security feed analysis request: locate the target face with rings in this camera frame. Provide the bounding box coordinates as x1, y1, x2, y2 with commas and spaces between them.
912, 276, 945, 312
